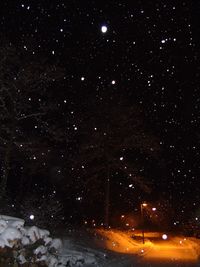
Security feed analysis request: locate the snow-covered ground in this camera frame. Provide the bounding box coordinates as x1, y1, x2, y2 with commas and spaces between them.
60, 229, 137, 266
1, 215, 200, 266
60, 228, 200, 267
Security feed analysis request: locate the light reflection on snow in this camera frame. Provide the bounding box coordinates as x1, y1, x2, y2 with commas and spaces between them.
96, 229, 200, 262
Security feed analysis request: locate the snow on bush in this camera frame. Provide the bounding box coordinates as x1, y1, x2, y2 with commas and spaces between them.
0, 215, 64, 266
0, 219, 7, 234
0, 215, 100, 266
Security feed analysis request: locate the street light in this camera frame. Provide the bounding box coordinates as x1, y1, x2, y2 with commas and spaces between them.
140, 202, 147, 244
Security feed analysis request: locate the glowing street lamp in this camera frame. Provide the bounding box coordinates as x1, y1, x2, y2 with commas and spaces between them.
140, 202, 147, 244
142, 203, 147, 207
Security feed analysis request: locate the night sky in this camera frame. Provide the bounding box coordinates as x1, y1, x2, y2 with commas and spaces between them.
0, 1, 200, 226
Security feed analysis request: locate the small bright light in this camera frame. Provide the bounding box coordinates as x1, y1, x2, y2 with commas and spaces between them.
101, 25, 108, 33
30, 214, 34, 220
142, 203, 147, 207
111, 80, 116, 85
81, 77, 85, 81
152, 207, 156, 211
141, 249, 144, 253
120, 157, 124, 161
162, 234, 168, 240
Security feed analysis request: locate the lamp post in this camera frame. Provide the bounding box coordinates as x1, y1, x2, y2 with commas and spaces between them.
140, 202, 147, 244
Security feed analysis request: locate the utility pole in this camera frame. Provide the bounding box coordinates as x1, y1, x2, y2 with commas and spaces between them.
141, 203, 147, 244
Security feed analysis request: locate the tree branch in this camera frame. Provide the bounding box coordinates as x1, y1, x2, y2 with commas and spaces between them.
17, 112, 45, 120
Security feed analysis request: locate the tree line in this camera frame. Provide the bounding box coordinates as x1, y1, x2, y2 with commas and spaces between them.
0, 38, 162, 227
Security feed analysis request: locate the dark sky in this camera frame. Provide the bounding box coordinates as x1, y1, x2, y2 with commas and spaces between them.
0, 1, 200, 223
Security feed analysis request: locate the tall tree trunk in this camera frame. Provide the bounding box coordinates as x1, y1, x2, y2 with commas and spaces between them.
104, 168, 110, 228
0, 139, 12, 198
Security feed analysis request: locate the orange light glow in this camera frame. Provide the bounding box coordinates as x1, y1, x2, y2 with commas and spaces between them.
96, 229, 200, 262
142, 203, 147, 207
96, 229, 144, 254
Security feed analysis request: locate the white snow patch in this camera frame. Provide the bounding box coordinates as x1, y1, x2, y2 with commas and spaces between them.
1, 227, 22, 247
34, 245, 47, 255
0, 219, 7, 234
50, 238, 63, 251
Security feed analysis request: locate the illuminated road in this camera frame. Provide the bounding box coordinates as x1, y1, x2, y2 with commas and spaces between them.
96, 229, 200, 266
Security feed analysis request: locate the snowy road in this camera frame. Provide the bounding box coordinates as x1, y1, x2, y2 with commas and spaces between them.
61, 229, 200, 266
